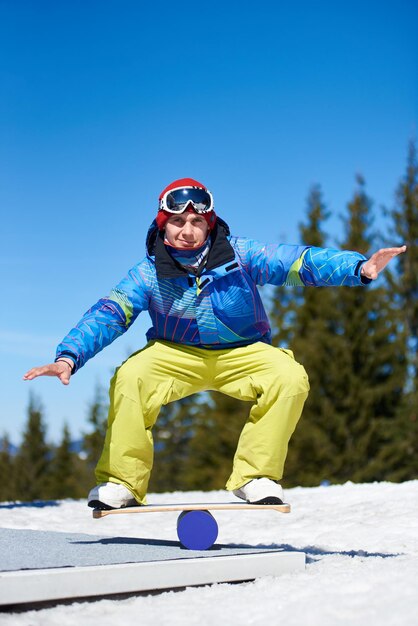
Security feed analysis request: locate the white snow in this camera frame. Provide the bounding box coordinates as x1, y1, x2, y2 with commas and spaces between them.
0, 480, 417, 626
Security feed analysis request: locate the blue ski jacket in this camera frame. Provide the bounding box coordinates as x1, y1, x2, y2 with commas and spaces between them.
56, 218, 369, 373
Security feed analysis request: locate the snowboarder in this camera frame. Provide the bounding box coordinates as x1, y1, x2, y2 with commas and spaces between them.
23, 178, 406, 509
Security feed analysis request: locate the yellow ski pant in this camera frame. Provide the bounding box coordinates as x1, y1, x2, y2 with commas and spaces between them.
95, 340, 309, 504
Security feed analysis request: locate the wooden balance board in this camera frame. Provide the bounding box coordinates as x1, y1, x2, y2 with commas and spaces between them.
92, 501, 290, 550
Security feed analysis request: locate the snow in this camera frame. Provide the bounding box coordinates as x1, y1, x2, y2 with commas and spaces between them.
1, 480, 417, 626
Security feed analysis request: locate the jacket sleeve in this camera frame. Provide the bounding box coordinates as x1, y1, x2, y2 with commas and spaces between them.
55, 259, 153, 373
234, 238, 368, 287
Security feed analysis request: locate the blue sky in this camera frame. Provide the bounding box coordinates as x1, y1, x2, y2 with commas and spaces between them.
1, 0, 417, 445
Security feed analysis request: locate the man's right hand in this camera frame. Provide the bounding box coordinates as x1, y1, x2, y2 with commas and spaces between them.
23, 360, 74, 385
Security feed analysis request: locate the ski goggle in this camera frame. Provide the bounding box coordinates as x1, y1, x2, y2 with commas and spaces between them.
159, 186, 214, 214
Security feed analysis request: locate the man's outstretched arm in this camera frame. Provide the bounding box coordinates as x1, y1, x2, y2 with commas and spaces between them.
23, 260, 152, 384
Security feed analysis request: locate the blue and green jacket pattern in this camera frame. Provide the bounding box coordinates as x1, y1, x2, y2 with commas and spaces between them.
56, 218, 368, 373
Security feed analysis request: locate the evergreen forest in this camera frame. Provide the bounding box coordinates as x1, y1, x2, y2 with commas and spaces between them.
1, 142, 417, 502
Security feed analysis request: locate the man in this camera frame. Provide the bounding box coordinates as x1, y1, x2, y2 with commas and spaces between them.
24, 178, 406, 509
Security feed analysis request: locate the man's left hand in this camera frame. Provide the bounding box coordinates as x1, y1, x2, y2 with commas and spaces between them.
361, 245, 407, 280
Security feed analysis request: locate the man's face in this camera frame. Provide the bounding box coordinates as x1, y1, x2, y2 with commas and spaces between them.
164, 211, 209, 249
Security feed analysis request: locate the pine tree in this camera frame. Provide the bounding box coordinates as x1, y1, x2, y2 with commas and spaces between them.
330, 176, 408, 482
148, 390, 252, 493
269, 185, 328, 351
14, 393, 52, 501
390, 140, 418, 357
271, 185, 338, 485
271, 180, 408, 485
0, 434, 15, 501
48, 424, 84, 499
383, 140, 418, 479
149, 394, 203, 492
83, 383, 108, 471
181, 392, 252, 491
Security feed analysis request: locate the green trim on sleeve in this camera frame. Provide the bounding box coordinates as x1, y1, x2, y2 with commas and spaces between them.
109, 288, 133, 327
284, 250, 307, 286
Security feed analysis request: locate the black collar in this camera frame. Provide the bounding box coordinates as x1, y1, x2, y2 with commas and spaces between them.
149, 218, 236, 279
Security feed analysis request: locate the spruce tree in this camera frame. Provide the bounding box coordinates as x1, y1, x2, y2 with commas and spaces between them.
383, 140, 418, 479
331, 176, 407, 482
390, 140, 418, 356
14, 393, 51, 500
181, 392, 252, 491
271, 180, 407, 485
271, 185, 338, 485
149, 391, 252, 493
49, 424, 84, 499
83, 383, 108, 470
0, 434, 15, 501
149, 394, 203, 493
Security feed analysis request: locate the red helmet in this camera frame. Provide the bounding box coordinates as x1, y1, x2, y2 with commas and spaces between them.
156, 178, 217, 231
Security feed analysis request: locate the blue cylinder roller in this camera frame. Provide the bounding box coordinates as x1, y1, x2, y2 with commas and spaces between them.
177, 510, 219, 550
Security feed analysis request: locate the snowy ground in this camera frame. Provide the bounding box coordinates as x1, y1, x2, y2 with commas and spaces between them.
0, 480, 417, 626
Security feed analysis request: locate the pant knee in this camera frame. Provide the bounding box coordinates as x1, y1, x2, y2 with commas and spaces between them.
264, 363, 309, 399
281, 363, 310, 397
